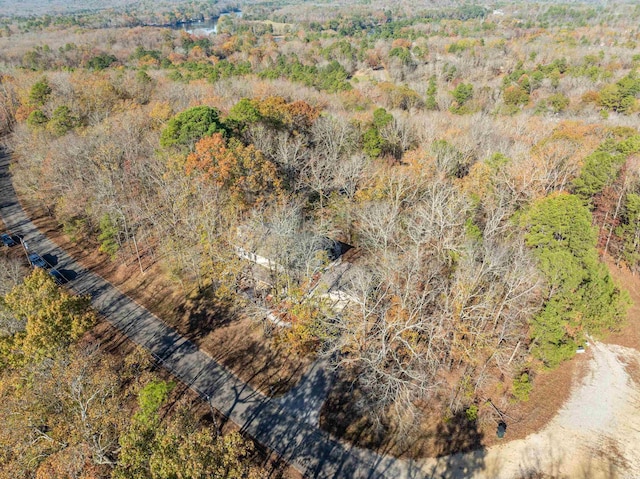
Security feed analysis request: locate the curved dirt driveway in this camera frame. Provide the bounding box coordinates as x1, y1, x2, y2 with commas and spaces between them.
2, 148, 639, 478
420, 342, 640, 478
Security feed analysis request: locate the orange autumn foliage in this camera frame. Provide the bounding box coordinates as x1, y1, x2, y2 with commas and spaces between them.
391, 38, 412, 49
185, 133, 283, 207
238, 96, 321, 132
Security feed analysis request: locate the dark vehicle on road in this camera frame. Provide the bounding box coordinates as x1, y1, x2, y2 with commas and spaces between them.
49, 269, 66, 284
28, 252, 48, 268
1, 233, 16, 247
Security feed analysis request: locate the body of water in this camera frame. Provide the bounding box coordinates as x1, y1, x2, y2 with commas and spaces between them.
170, 10, 242, 35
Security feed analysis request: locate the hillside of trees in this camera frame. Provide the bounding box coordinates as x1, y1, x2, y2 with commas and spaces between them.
1, 0, 639, 473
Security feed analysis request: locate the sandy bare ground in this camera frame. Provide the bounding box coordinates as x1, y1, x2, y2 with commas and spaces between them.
417, 342, 640, 478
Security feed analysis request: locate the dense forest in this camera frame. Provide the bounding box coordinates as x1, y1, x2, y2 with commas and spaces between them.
1, 0, 640, 477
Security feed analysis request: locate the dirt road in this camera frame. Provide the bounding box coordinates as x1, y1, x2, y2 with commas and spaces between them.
418, 342, 640, 478
490, 342, 640, 478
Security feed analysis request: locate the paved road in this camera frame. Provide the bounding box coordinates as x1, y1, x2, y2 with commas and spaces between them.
0, 150, 442, 479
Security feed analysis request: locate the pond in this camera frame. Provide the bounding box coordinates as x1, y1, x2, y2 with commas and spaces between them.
169, 10, 242, 35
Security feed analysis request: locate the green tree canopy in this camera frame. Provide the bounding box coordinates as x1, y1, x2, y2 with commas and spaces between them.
26, 109, 48, 128
451, 82, 473, 105
450, 83, 474, 114
226, 97, 261, 130
114, 381, 264, 479
87, 53, 118, 70
572, 150, 625, 199
372, 107, 393, 129
524, 193, 629, 367
114, 381, 174, 479
616, 193, 640, 269
28, 77, 52, 106
47, 105, 77, 136
362, 107, 395, 158
160, 106, 227, 151
597, 72, 640, 114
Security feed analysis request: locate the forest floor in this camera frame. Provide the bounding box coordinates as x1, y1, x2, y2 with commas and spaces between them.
605, 258, 640, 352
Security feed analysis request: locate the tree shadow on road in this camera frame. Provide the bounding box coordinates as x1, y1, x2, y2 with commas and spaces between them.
319, 375, 489, 478
423, 410, 486, 478
58, 268, 77, 281
319, 376, 389, 450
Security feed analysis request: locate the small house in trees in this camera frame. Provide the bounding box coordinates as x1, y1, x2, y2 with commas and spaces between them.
235, 225, 351, 278
234, 224, 356, 322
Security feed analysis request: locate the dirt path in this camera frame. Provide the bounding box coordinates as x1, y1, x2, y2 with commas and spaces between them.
417, 342, 640, 478
499, 342, 640, 478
